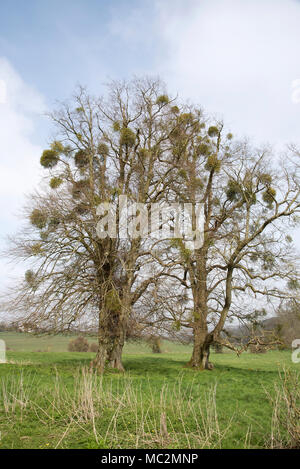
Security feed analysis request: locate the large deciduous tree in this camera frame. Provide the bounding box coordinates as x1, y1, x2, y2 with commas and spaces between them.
3, 78, 179, 372
2, 79, 300, 373
156, 112, 300, 369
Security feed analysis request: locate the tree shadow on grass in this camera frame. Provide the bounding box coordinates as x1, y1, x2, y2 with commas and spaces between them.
122, 356, 188, 377
49, 354, 279, 381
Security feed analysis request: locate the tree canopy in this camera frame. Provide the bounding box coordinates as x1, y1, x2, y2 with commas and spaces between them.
2, 77, 300, 372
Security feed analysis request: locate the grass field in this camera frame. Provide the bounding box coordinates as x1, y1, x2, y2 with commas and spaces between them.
0, 332, 298, 449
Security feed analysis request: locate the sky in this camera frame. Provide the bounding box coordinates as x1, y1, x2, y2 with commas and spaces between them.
0, 0, 300, 304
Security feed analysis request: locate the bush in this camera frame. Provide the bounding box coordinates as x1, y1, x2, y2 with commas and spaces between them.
89, 343, 98, 353
68, 336, 89, 352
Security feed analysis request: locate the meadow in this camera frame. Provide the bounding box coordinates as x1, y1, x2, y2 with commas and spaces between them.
0, 332, 298, 449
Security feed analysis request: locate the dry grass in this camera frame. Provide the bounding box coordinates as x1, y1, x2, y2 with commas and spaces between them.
266, 368, 300, 449
0, 367, 235, 449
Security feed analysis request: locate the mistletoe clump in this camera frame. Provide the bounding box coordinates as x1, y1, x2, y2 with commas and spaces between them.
156, 94, 169, 105
207, 126, 219, 137
74, 150, 89, 168
205, 154, 221, 172
226, 179, 241, 201
25, 269, 37, 288
120, 127, 136, 147
40, 149, 59, 168
263, 187, 276, 206
30, 209, 47, 229
197, 143, 210, 156
49, 177, 63, 189
113, 121, 121, 132
97, 142, 109, 156
72, 179, 89, 199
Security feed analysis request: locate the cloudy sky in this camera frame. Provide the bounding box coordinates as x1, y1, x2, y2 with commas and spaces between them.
0, 0, 300, 294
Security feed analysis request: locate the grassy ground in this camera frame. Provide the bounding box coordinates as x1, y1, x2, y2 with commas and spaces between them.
0, 332, 298, 449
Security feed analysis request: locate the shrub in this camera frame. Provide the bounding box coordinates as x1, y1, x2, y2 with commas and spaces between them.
89, 343, 98, 353
68, 336, 89, 352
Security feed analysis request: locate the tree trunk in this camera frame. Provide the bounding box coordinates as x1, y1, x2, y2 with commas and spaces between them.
106, 304, 128, 371
151, 337, 162, 353
186, 328, 214, 370
91, 294, 128, 373
90, 301, 111, 373
91, 342, 108, 373
107, 324, 126, 372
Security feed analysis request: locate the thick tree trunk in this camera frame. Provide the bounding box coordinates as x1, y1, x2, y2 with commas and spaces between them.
91, 291, 128, 373
91, 342, 108, 373
106, 307, 128, 371
106, 325, 126, 372
186, 328, 214, 370
91, 333, 125, 373
107, 343, 125, 371
90, 301, 111, 373
91, 312, 127, 373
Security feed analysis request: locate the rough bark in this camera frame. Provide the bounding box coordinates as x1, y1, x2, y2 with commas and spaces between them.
106, 321, 126, 372
186, 326, 214, 370
91, 301, 128, 373
90, 296, 111, 373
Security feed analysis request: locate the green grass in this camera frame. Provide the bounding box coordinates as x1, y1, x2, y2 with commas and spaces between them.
0, 333, 298, 449
0, 331, 99, 353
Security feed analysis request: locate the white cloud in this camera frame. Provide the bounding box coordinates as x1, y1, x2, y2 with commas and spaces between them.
0, 58, 46, 224
291, 79, 300, 104
155, 0, 300, 145
0, 58, 46, 291
0, 79, 7, 104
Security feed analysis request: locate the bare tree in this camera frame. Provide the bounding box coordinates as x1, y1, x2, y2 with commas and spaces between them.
2, 80, 299, 374
2, 78, 180, 372
156, 112, 300, 369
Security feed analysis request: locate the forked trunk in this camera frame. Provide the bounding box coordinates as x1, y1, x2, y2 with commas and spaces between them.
186, 329, 214, 370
